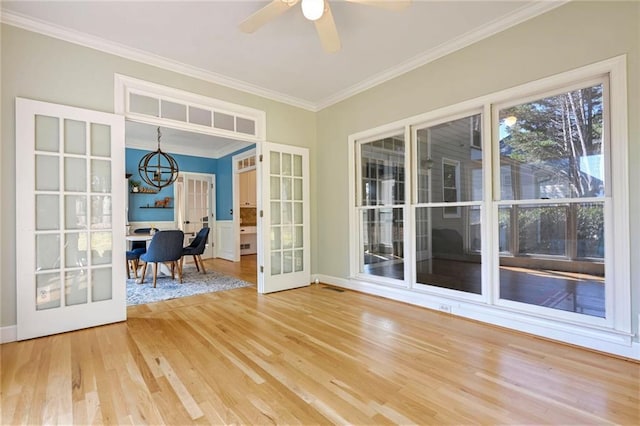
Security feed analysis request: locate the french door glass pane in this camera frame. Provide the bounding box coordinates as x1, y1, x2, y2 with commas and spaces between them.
35, 115, 59, 152
36, 195, 59, 230
282, 153, 292, 176
270, 177, 280, 198
91, 231, 112, 265
294, 226, 303, 248
415, 206, 481, 294
498, 84, 604, 200
294, 179, 302, 200
282, 202, 292, 224
36, 234, 60, 270
65, 232, 88, 268
416, 114, 482, 204
282, 226, 293, 249
294, 203, 302, 224
64, 119, 86, 155
36, 155, 59, 191
65, 270, 88, 306
270, 202, 281, 225
294, 250, 303, 272
498, 202, 605, 317
91, 196, 112, 229
91, 159, 111, 193
65, 195, 87, 229
282, 178, 292, 200
91, 123, 111, 157
283, 251, 293, 273
64, 157, 86, 192
293, 154, 302, 177
36, 273, 61, 310
271, 252, 282, 275
360, 207, 404, 280
271, 227, 281, 250
92, 268, 112, 302
270, 151, 280, 175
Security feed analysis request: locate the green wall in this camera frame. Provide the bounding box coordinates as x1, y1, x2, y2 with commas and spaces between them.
315, 1, 639, 334
0, 25, 316, 327
1, 1, 638, 342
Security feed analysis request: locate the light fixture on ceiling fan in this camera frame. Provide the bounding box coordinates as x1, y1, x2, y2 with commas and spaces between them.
301, 0, 325, 21
239, 0, 411, 53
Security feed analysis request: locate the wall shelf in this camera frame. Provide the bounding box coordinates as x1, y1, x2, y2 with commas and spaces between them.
140, 206, 172, 209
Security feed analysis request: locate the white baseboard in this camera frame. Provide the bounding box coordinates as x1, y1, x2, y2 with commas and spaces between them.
1, 325, 17, 344
316, 274, 640, 361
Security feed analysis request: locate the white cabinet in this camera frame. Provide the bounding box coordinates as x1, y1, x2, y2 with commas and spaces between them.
239, 169, 256, 207
240, 226, 257, 255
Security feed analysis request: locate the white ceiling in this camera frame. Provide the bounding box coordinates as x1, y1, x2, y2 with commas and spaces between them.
1, 0, 564, 157
2, 0, 565, 110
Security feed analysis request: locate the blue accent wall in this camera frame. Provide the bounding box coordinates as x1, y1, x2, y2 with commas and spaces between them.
126, 146, 255, 223
216, 145, 255, 221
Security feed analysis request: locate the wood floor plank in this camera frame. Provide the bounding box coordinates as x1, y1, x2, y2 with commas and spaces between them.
1, 256, 638, 424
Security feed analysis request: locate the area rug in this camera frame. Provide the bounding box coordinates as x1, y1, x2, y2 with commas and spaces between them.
127, 265, 253, 305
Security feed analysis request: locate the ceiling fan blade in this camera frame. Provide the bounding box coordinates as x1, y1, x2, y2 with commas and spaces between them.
344, 0, 411, 11
239, 0, 299, 33
314, 2, 341, 53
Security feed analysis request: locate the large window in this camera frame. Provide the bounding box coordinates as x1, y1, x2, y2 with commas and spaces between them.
496, 82, 606, 317
357, 133, 406, 281
351, 57, 629, 335
413, 114, 483, 295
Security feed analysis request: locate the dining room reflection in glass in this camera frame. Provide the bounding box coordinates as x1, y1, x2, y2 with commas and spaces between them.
415, 206, 482, 294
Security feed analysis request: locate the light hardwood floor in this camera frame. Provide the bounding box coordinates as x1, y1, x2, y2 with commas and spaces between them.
2, 255, 638, 425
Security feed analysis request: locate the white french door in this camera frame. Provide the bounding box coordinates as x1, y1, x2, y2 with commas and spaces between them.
258, 142, 310, 293
176, 172, 216, 259
16, 98, 125, 340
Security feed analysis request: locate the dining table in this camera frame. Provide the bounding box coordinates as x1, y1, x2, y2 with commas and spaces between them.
125, 233, 171, 282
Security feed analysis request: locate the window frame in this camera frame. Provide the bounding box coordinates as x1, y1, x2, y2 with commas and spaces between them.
347, 55, 630, 337
353, 127, 411, 288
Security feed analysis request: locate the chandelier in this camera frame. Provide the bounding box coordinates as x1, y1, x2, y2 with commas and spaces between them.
138, 127, 179, 189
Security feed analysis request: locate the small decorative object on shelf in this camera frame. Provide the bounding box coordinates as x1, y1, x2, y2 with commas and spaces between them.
137, 187, 158, 194
154, 197, 172, 208
129, 179, 141, 193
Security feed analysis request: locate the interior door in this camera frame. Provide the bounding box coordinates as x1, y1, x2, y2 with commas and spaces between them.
16, 98, 125, 340
258, 142, 310, 293
179, 172, 215, 259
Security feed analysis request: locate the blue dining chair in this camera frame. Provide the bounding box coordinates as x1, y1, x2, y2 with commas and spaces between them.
139, 230, 185, 287
181, 227, 210, 274
130, 227, 159, 255
126, 250, 141, 279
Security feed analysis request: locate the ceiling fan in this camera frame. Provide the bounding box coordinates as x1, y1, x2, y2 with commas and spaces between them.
239, 0, 411, 53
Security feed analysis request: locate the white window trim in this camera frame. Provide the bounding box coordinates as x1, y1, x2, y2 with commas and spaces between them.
347, 55, 632, 355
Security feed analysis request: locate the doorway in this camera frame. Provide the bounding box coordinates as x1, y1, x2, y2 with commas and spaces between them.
175, 172, 215, 260
232, 149, 258, 275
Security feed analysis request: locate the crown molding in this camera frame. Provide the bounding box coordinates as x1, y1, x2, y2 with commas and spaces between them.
2, 2, 567, 113
314, 0, 569, 110
0, 9, 317, 112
